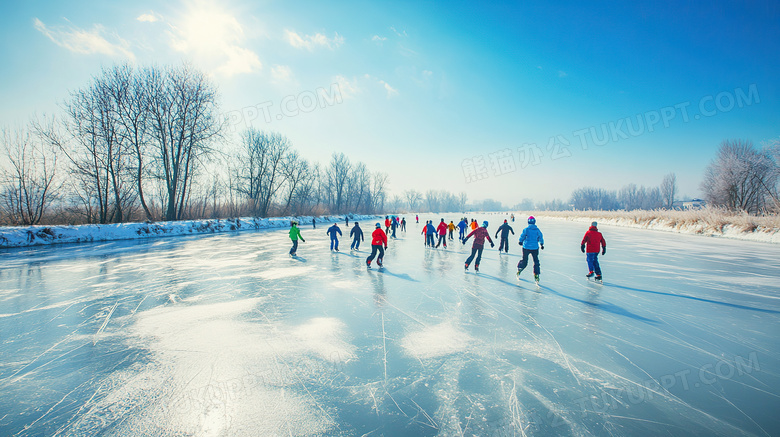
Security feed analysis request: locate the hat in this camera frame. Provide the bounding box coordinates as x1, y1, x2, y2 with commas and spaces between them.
591, 221, 598, 227
375, 223, 381, 227
482, 221, 489, 227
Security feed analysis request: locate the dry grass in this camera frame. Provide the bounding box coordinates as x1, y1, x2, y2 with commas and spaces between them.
530, 207, 780, 235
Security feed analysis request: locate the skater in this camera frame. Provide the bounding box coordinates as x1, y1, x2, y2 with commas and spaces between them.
401, 217, 406, 232
385, 216, 391, 233
346, 216, 349, 227
517, 216, 544, 283
289, 220, 306, 256
326, 223, 342, 251
366, 223, 388, 268
390, 216, 398, 239
421, 220, 435, 247
350, 221, 364, 250
415, 214, 419, 224
457, 218, 468, 242
511, 214, 515, 222
495, 219, 515, 253
447, 220, 456, 240
312, 218, 316, 229
581, 221, 607, 281
463, 221, 494, 272
435, 219, 448, 248
470, 219, 478, 231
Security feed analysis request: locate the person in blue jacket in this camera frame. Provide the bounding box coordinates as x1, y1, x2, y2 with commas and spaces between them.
350, 222, 364, 250
517, 216, 544, 282
326, 223, 342, 251
456, 218, 468, 242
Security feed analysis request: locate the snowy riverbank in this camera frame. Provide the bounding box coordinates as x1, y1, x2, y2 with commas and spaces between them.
532, 210, 780, 244
0, 215, 379, 249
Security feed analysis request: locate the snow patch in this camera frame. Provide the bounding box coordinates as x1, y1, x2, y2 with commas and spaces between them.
401, 321, 473, 359
0, 214, 379, 249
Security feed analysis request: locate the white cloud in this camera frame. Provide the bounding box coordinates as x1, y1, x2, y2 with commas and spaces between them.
285, 29, 344, 50
390, 26, 407, 37
422, 70, 433, 77
558, 70, 567, 78
271, 65, 294, 83
332, 75, 360, 99
371, 35, 387, 42
167, 2, 262, 77
137, 12, 160, 23
33, 18, 135, 60
379, 80, 398, 98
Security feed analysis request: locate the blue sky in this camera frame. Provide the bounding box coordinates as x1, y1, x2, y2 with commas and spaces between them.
1, 0, 778, 205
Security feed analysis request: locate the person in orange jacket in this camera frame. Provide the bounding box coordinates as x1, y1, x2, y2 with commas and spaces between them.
470, 219, 478, 231
366, 223, 388, 268
447, 220, 456, 240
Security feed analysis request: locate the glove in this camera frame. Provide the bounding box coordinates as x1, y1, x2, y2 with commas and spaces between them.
301, 238, 306, 243
384, 246, 388, 250
540, 244, 544, 250
602, 248, 606, 255
490, 243, 495, 248
581, 244, 585, 253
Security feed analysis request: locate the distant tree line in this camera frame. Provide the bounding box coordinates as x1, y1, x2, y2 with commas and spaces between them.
531, 138, 780, 214
0, 63, 388, 226
525, 173, 677, 212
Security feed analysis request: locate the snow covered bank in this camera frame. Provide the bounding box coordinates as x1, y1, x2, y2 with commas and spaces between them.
0, 215, 379, 249
531, 209, 780, 244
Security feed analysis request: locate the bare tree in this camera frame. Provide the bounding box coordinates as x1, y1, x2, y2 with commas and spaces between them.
369, 172, 388, 213
457, 192, 468, 212
571, 187, 619, 210
0, 127, 58, 225
49, 75, 133, 223
404, 189, 421, 211
702, 140, 777, 213
424, 190, 440, 212
234, 130, 291, 217
660, 172, 677, 209
618, 183, 643, 210
325, 153, 352, 213
145, 64, 223, 221
108, 63, 155, 220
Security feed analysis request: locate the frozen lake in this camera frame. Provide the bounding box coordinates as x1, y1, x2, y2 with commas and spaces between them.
1, 216, 779, 436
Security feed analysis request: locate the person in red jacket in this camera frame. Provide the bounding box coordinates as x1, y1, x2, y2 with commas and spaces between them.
581, 221, 607, 281
435, 218, 448, 248
384, 216, 391, 233
366, 223, 388, 268
463, 221, 494, 272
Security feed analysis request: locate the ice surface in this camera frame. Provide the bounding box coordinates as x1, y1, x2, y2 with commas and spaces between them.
1, 216, 779, 436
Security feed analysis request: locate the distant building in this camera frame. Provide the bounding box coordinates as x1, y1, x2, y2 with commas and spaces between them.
677, 199, 706, 209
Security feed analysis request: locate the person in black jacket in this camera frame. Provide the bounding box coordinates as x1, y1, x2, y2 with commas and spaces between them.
350, 222, 364, 250
495, 219, 515, 253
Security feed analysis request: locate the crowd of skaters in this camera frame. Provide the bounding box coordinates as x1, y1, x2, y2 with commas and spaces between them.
287, 213, 607, 281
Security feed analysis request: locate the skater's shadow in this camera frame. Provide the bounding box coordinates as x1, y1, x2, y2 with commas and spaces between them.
335, 251, 361, 259
609, 284, 780, 314
378, 268, 419, 282
291, 256, 307, 262
542, 285, 659, 325
476, 273, 523, 289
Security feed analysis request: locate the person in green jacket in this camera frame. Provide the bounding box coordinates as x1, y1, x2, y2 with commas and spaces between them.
289, 220, 306, 256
